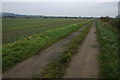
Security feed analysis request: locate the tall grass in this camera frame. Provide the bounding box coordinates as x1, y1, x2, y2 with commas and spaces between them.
96, 20, 118, 78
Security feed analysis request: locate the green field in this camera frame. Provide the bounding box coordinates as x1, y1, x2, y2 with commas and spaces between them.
2, 18, 91, 72
2, 18, 118, 78
3, 18, 85, 44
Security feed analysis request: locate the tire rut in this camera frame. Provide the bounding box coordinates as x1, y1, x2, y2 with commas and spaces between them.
64, 22, 99, 78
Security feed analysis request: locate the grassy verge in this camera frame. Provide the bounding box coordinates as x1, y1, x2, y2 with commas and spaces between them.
41, 22, 92, 78
96, 20, 118, 78
3, 20, 91, 72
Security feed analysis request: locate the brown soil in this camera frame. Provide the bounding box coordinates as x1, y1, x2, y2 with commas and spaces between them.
3, 24, 89, 78
64, 22, 99, 78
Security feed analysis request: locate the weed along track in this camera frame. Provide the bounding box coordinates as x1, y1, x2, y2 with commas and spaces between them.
3, 21, 92, 78
64, 22, 99, 78
96, 20, 118, 78
41, 22, 93, 78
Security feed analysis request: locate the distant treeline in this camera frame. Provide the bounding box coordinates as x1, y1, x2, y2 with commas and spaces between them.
2, 15, 94, 19
2, 12, 96, 19
100, 16, 120, 30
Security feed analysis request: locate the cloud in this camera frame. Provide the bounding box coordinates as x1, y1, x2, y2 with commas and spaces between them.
2, 2, 118, 17
1, 0, 119, 2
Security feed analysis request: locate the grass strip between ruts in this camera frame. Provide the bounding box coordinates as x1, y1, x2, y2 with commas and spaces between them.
40, 22, 93, 78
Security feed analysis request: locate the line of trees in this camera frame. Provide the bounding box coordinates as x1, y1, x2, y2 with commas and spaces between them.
2, 12, 95, 19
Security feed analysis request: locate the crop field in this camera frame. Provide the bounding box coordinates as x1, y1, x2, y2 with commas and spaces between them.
2, 18, 91, 72
2, 18, 118, 78
3, 18, 85, 44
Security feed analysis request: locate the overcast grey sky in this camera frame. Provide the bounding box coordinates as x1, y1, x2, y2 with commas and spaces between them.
2, 1, 118, 17
1, 0, 119, 2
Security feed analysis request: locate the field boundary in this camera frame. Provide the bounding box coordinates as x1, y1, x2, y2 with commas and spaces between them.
96, 20, 118, 78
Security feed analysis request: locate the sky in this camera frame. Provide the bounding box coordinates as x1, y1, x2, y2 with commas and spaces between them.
2, 0, 119, 17
1, 0, 119, 2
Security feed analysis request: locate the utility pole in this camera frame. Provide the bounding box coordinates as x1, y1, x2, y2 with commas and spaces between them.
118, 1, 120, 18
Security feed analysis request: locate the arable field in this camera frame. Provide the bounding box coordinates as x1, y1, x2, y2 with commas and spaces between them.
2, 18, 118, 78
2, 18, 85, 44
2, 18, 91, 72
